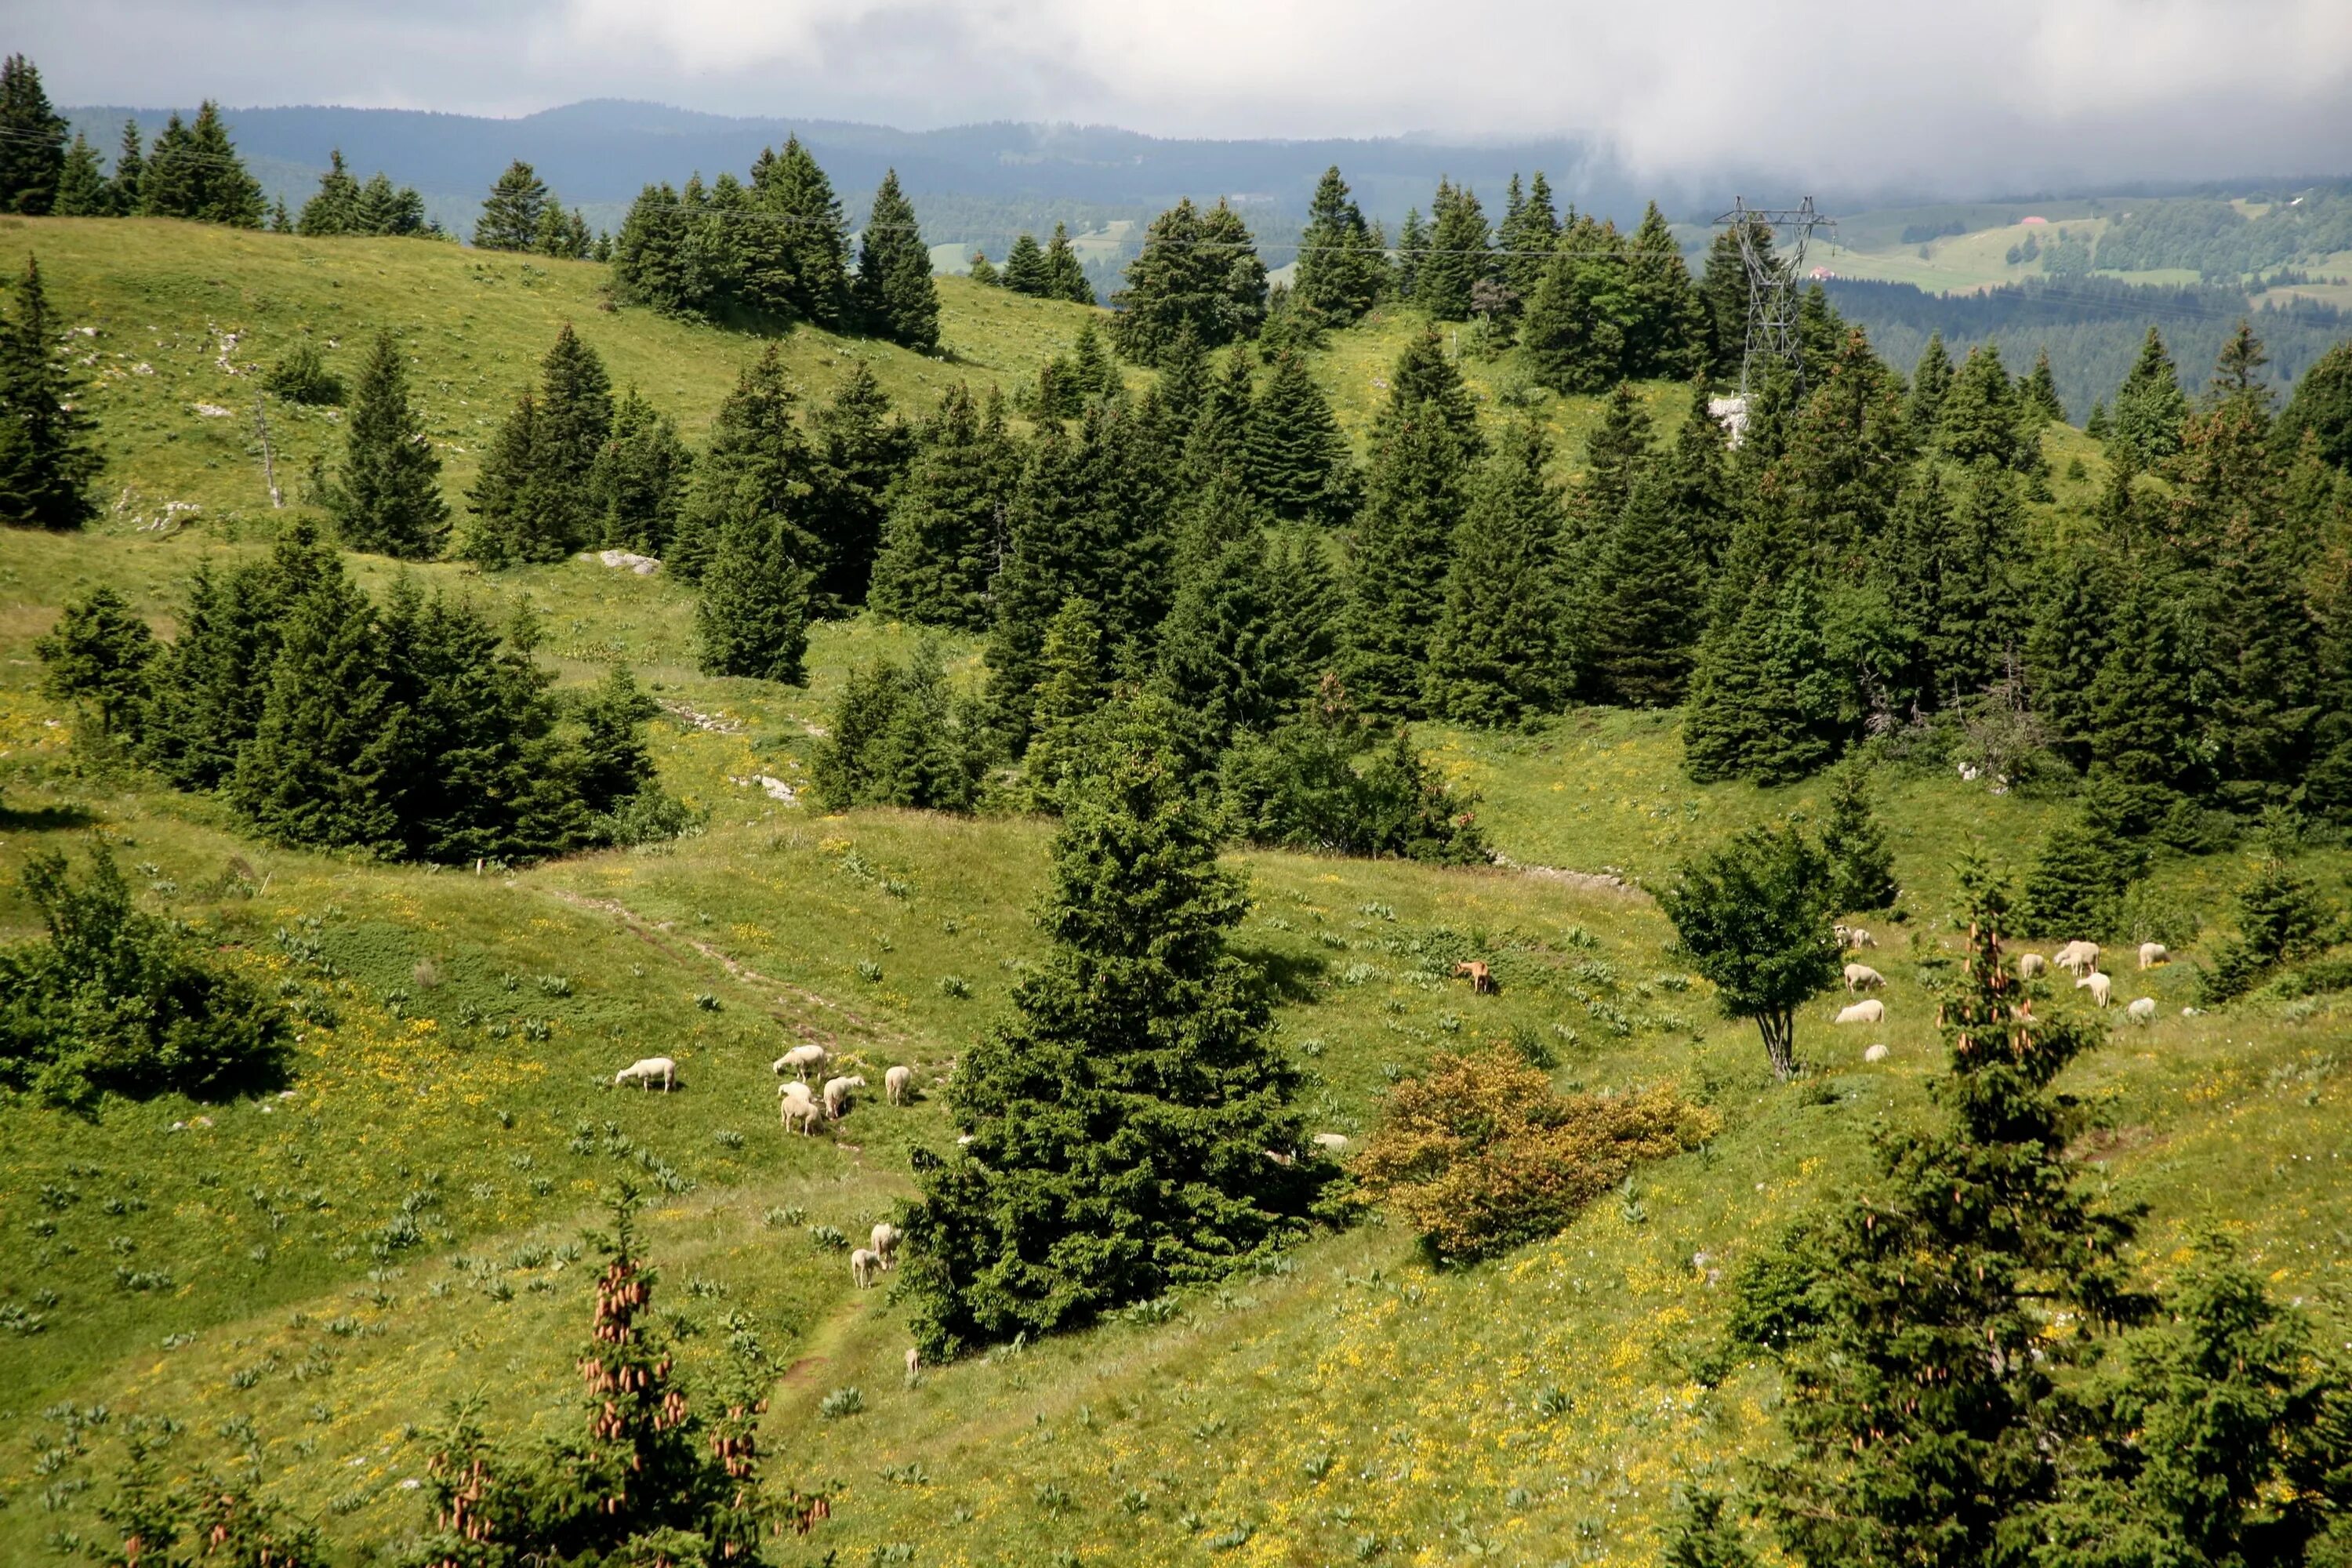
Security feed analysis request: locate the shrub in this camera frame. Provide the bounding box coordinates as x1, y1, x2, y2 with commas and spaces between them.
264, 337, 343, 405
1351, 1048, 1717, 1263
1220, 684, 1489, 865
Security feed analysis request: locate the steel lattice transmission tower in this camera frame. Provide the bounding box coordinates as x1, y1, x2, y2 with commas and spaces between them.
1717, 196, 1835, 395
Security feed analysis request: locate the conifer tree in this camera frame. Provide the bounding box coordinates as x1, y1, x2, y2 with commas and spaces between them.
812, 642, 978, 812
1699, 222, 1772, 384
107, 121, 143, 216
1157, 529, 1279, 747
1576, 381, 1657, 540
900, 691, 1317, 1356
695, 515, 811, 684
967, 249, 1000, 286
51, 132, 107, 216
1345, 336, 1476, 717
1018, 597, 1112, 810
230, 556, 398, 851
1042, 221, 1094, 304
2083, 575, 2210, 839
1386, 326, 1483, 452
2279, 337, 2352, 470
0, 55, 67, 215
588, 387, 693, 554
1907, 331, 1955, 432
463, 389, 539, 568
34, 586, 156, 738
2110, 326, 2190, 467
670, 346, 816, 580
531, 322, 615, 548
1395, 207, 1428, 301
1622, 201, 1707, 380
855, 169, 939, 350
1929, 460, 2029, 701
609, 181, 700, 315
2209, 318, 2271, 409
1660, 378, 1734, 567
1111, 198, 1266, 365
1245, 347, 1352, 524
870, 383, 1018, 630
2021, 345, 2067, 423
1423, 422, 1567, 724
747, 136, 851, 325
1179, 346, 1255, 485
1494, 170, 1561, 302
136, 102, 264, 227
1820, 757, 1900, 913
474, 159, 550, 251
1415, 180, 1492, 322
1261, 528, 1345, 710
0, 256, 101, 529
1588, 471, 1704, 706
806, 361, 912, 610
298, 149, 362, 235
1293, 165, 1387, 327
1937, 343, 2037, 472
140, 528, 332, 791
1519, 238, 1628, 395
325, 328, 448, 557
1156, 322, 1211, 425
2023, 544, 2118, 771
1001, 231, 1047, 295
2020, 815, 2132, 938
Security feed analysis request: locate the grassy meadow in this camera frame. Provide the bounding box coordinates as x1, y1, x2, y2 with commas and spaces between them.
1, 216, 2350, 1566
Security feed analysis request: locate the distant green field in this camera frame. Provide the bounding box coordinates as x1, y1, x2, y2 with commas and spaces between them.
1, 217, 2348, 1567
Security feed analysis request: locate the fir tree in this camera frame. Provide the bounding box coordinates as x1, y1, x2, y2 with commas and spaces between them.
870, 383, 1018, 630
899, 691, 1319, 1356
2023, 544, 2118, 771
1110, 198, 1266, 366
1588, 471, 1704, 706
1395, 207, 1428, 301
1622, 201, 1706, 380
806, 361, 911, 610
855, 169, 939, 350
1001, 231, 1048, 295
1156, 321, 1211, 424
474, 160, 550, 252
609, 182, 701, 316
2209, 318, 2272, 409
2110, 326, 2190, 468
1937, 343, 2037, 472
530, 322, 615, 551
2020, 816, 2132, 939
746, 135, 851, 325
588, 387, 693, 554
1748, 571, 1846, 782
0, 55, 67, 215
107, 121, 143, 216
1700, 221, 1773, 384
140, 528, 332, 791
1660, 378, 1734, 566
1907, 331, 1955, 432
463, 389, 539, 568
1386, 326, 1483, 452
671, 346, 815, 579
328, 329, 448, 558
1245, 347, 1352, 524
1576, 380, 1657, 542
1018, 597, 1112, 811
1422, 422, 1568, 725
1414, 180, 1491, 322
1042, 220, 1094, 304
2021, 345, 2067, 423
2084, 575, 2211, 840
1157, 528, 1280, 748
811, 642, 978, 812
1519, 241, 1624, 394
694, 515, 812, 684
230, 556, 398, 852
2279, 336, 2352, 470
1292, 165, 1387, 327
1495, 170, 1561, 302
1820, 757, 1899, 913
0, 255, 101, 528
1344, 360, 1473, 717
1776, 328, 1914, 564
967, 249, 1000, 286
1179, 346, 1255, 485
51, 132, 107, 216
1260, 527, 1345, 712
34, 586, 156, 738
298, 149, 362, 235
137, 102, 263, 227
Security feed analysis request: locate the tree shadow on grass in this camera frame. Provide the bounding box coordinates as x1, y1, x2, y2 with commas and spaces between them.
0, 801, 97, 833
1234, 943, 1328, 1007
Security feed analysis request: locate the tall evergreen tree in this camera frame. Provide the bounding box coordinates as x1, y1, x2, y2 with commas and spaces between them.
1387, 326, 1483, 452
1001, 231, 1048, 296
529, 322, 615, 550
0, 55, 67, 216
1157, 529, 1280, 747
671, 346, 815, 580
1261, 528, 1345, 710
2110, 326, 2190, 468
1395, 207, 1428, 301
806, 361, 912, 610
1699, 221, 1773, 385
1588, 470, 1704, 706
1907, 332, 1955, 433
0, 256, 101, 529
2023, 543, 2118, 771
106, 121, 143, 217
1018, 597, 1113, 810
746, 136, 851, 325
588, 387, 693, 554
463, 389, 540, 568
229, 556, 398, 852
137, 103, 263, 227
1622, 201, 1707, 380
695, 515, 812, 684
1937, 343, 2038, 472
811, 642, 978, 812
1576, 381, 1658, 540
474, 160, 550, 252
1293, 165, 1387, 327
298, 150, 363, 235
2083, 575, 2211, 839
1245, 348, 1352, 525
34, 586, 156, 738
1414, 180, 1492, 323
1111, 198, 1267, 365
1423, 422, 1567, 724
1820, 757, 1900, 912
2279, 337, 2352, 470
855, 169, 939, 350
51, 132, 107, 217
1042, 221, 1094, 304
2021, 346, 2067, 424
870, 383, 1018, 630
1494, 170, 1562, 302
899, 691, 1317, 1356
325, 329, 447, 558
140, 528, 332, 791
1520, 240, 1628, 395
1345, 335, 1477, 717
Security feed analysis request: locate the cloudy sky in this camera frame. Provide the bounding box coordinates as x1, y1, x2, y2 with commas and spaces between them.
22, 0, 2352, 191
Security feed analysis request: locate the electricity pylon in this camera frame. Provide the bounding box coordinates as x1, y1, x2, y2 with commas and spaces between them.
1716, 196, 1835, 395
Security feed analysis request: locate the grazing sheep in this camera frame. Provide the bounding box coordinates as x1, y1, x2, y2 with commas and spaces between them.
2077, 971, 2113, 1007
2127, 996, 2157, 1024
1835, 999, 1885, 1025
2054, 941, 2102, 978
1263, 1148, 1295, 1167
1843, 963, 1886, 993
1311, 1133, 1351, 1154
885, 1065, 913, 1105
1864, 1043, 1890, 1064
823, 1074, 868, 1120
775, 1044, 828, 1081
850, 1248, 880, 1289
613, 1056, 677, 1091
779, 1083, 823, 1135
870, 1222, 901, 1271
1454, 960, 1495, 994
1852, 927, 1877, 949
2018, 952, 2048, 980
2138, 942, 2169, 971
906, 1346, 921, 1378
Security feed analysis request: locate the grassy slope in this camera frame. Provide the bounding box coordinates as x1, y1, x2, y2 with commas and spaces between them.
2, 219, 2350, 1566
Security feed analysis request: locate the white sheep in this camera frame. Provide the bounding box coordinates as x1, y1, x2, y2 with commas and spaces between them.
1310, 1133, 1351, 1154
2127, 996, 2157, 1024
1842, 963, 1886, 993
775, 1044, 828, 1081
885, 1065, 913, 1105
1847, 927, 1878, 949
1835, 998, 1885, 1025
779, 1083, 823, 1135
870, 1221, 901, 1270
2077, 971, 2113, 1007
2017, 952, 2048, 980
822, 1074, 866, 1120
850, 1248, 880, 1289
2054, 941, 2102, 978
2138, 942, 2169, 971
613, 1056, 677, 1091
905, 1346, 921, 1378
1864, 1043, 1890, 1063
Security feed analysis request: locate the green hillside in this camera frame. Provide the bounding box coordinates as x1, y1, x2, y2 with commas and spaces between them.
3, 218, 2350, 1567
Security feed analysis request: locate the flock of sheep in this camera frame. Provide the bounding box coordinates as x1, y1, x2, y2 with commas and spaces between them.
1828, 930, 2175, 1036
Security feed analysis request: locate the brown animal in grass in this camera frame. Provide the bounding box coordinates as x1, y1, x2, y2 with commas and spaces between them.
1454, 960, 1495, 995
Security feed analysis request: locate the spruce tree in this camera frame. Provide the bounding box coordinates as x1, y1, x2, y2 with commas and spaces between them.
1660, 378, 1734, 567
1293, 165, 1387, 327
1907, 331, 1955, 432
967, 249, 1000, 286
1395, 207, 1427, 301
870, 383, 1018, 630
1519, 243, 1624, 394
137, 102, 263, 227
1245, 347, 1352, 524
695, 515, 811, 684
2110, 326, 2190, 467
2023, 543, 2118, 771
1111, 198, 1267, 365
812, 642, 978, 812
230, 556, 398, 851
463, 389, 540, 568
1018, 597, 1112, 811
1588, 470, 1704, 706
1622, 201, 1707, 380
1180, 346, 1255, 485
51, 132, 107, 217
474, 160, 550, 251
1577, 381, 1657, 539
1699, 221, 1772, 384
900, 691, 1317, 1356
746, 136, 851, 325
298, 150, 362, 235
0, 256, 101, 528
1776, 328, 1914, 564
1820, 757, 1900, 912
328, 329, 448, 558
1494, 170, 1561, 303
0, 55, 67, 215
806, 361, 911, 610
588, 387, 693, 554
1261, 528, 1345, 711
1042, 221, 1094, 304
610, 182, 699, 315
1422, 422, 1568, 725
1157, 528, 1279, 747
1387, 326, 1483, 452
2022, 346, 2067, 424
1001, 231, 1047, 295
1748, 572, 1846, 783
671, 346, 815, 580
1937, 343, 2036, 472
34, 586, 156, 738
107, 121, 143, 216
2020, 816, 2132, 939
2083, 575, 2210, 840
530, 322, 615, 553
2279, 336, 2352, 470
1414, 180, 1491, 322
140, 528, 332, 791
855, 169, 939, 350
